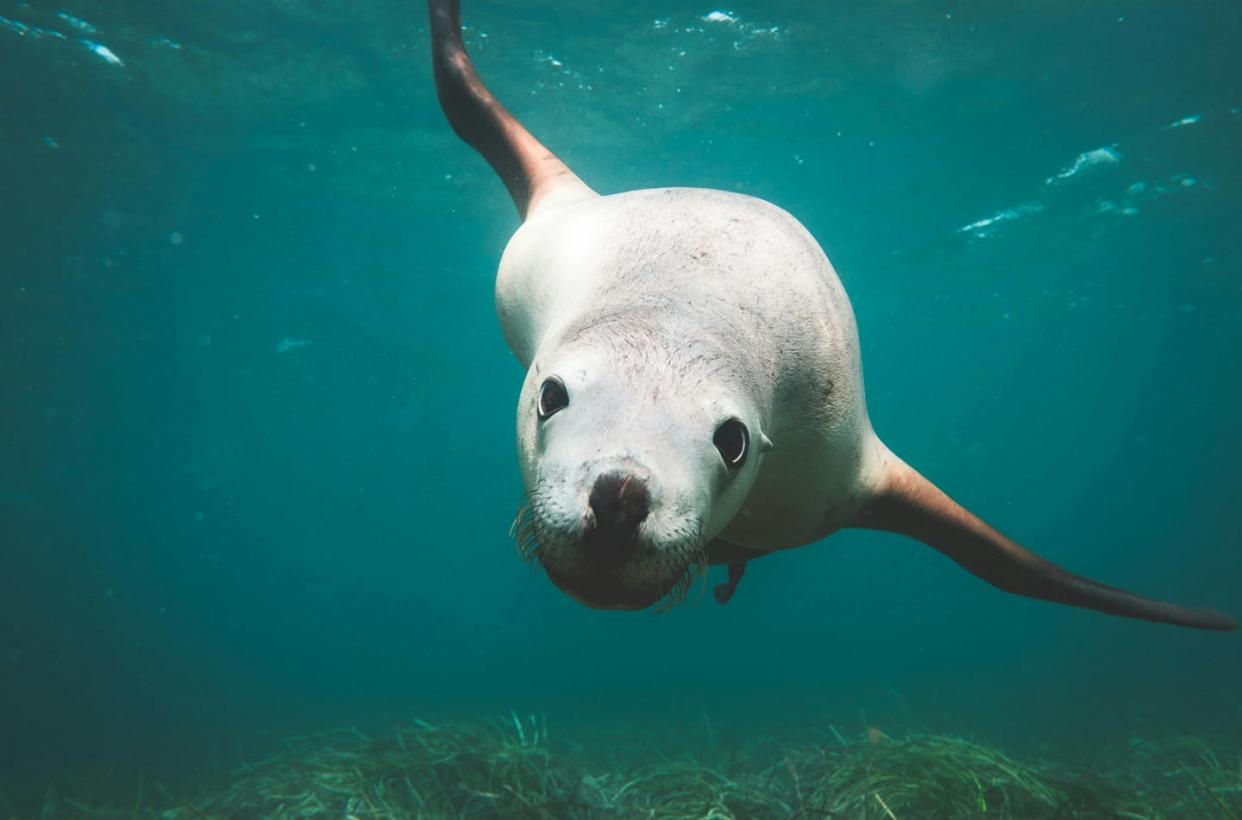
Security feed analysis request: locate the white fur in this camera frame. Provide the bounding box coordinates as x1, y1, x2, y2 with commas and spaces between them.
498, 187, 889, 604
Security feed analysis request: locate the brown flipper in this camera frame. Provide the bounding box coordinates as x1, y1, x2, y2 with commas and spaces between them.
428, 0, 594, 218
706, 540, 768, 605
851, 457, 1238, 631
714, 562, 748, 605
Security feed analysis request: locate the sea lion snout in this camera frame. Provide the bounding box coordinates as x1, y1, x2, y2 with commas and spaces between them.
585, 471, 651, 559
530, 459, 704, 610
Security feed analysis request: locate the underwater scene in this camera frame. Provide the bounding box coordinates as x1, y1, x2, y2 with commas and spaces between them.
2, 0, 1241, 816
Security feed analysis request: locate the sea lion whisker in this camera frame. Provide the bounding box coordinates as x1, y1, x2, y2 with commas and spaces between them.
510, 499, 543, 564
653, 541, 709, 613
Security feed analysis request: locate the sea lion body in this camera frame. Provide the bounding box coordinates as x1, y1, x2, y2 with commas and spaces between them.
498, 187, 881, 552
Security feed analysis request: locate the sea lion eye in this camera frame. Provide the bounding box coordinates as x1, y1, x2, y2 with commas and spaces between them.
537, 377, 569, 419
713, 419, 749, 469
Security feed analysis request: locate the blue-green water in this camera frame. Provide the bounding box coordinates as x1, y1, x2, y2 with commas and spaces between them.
2, 0, 1240, 814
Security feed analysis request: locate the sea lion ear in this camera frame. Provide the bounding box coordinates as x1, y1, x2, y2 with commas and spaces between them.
756, 431, 774, 453
849, 451, 1238, 632
428, 0, 596, 219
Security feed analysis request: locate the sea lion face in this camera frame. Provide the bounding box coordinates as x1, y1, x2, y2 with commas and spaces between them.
515, 343, 765, 610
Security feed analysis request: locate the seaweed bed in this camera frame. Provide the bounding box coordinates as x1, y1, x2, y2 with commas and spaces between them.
9, 715, 1241, 819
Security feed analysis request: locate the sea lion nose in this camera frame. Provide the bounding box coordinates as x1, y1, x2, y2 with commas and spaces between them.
587, 471, 650, 553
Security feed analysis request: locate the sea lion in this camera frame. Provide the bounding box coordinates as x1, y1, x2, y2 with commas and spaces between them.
426, 0, 1236, 630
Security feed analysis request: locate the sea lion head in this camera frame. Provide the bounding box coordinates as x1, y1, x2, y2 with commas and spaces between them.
513, 314, 771, 610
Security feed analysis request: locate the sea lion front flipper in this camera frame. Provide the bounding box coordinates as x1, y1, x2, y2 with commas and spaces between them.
713, 562, 747, 605
428, 0, 595, 219
850, 456, 1238, 631
706, 541, 768, 605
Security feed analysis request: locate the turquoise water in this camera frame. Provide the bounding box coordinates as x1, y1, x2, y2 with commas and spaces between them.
2, 0, 1240, 814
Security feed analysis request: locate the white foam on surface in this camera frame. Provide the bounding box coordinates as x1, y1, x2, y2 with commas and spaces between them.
1045, 146, 1121, 185
1, 14, 67, 39
1165, 114, 1201, 129
55, 10, 98, 34
957, 202, 1044, 235
82, 39, 123, 65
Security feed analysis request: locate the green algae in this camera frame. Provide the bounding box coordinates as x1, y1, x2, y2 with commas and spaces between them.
20, 717, 1242, 819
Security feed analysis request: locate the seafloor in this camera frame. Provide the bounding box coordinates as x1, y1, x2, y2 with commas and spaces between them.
10, 716, 1241, 819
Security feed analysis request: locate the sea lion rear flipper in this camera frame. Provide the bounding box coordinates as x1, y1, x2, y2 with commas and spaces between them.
850, 456, 1238, 631
428, 0, 595, 219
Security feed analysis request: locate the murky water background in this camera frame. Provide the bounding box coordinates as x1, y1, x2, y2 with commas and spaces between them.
2, 0, 1240, 813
